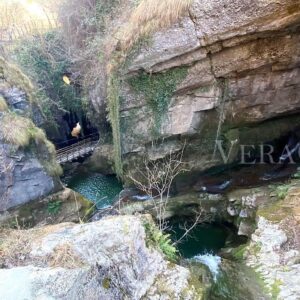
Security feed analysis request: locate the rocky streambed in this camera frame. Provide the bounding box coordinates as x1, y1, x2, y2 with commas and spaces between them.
45, 165, 300, 299
1, 160, 300, 299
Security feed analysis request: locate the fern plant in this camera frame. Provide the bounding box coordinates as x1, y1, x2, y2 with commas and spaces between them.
269, 184, 290, 200
47, 200, 62, 215
143, 221, 178, 262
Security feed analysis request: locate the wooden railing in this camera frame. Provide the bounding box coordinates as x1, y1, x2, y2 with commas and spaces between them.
56, 134, 99, 164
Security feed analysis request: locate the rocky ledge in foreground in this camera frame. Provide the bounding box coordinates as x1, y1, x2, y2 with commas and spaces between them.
236, 182, 300, 300
0, 215, 203, 300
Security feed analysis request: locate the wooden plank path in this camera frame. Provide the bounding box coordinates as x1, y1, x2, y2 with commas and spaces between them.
56, 135, 99, 164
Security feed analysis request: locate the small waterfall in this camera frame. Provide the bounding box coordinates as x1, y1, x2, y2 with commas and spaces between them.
192, 254, 221, 281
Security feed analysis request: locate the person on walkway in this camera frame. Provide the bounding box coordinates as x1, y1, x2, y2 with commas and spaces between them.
71, 122, 81, 138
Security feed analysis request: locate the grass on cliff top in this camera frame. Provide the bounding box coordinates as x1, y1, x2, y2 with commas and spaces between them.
1, 113, 46, 148
0, 227, 33, 267
0, 112, 62, 176
0, 225, 82, 268
120, 0, 193, 52
0, 56, 36, 104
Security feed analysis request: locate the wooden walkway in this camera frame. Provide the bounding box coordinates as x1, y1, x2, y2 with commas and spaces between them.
56, 134, 99, 164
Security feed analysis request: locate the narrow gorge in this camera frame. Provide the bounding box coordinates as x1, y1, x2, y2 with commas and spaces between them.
0, 0, 299, 299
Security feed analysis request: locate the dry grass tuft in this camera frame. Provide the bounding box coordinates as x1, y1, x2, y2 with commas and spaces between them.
119, 0, 193, 52
0, 112, 62, 176
1, 112, 49, 149
48, 243, 85, 269
0, 224, 77, 268
0, 57, 36, 104
0, 96, 8, 112
1, 113, 35, 147
0, 112, 51, 149
0, 228, 33, 267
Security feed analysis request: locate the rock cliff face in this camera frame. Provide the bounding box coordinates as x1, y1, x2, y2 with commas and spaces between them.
100, 0, 300, 178
0, 57, 62, 211
0, 144, 60, 211
0, 215, 203, 300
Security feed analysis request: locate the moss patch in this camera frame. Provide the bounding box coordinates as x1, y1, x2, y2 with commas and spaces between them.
107, 74, 123, 179
0, 189, 94, 229
231, 243, 249, 261
258, 200, 292, 223
102, 277, 111, 289
127, 67, 188, 136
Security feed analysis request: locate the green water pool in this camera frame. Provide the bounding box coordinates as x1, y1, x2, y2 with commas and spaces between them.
65, 172, 234, 259
66, 173, 123, 209
169, 222, 230, 258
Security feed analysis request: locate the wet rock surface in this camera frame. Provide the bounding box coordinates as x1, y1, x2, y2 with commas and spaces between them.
82, 144, 115, 175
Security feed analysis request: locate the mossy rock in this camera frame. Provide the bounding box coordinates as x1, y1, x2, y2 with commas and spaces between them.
127, 67, 188, 136
184, 261, 213, 299
209, 259, 270, 300
0, 188, 94, 229
0, 56, 36, 105
257, 180, 300, 223
230, 243, 249, 261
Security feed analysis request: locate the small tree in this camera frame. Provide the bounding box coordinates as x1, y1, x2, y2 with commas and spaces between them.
127, 144, 210, 244
128, 148, 185, 231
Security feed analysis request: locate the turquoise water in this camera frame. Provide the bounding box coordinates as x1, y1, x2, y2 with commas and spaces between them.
169, 222, 229, 258
66, 173, 123, 209
65, 172, 234, 258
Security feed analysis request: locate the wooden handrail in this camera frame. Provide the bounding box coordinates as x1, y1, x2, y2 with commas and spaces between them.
54, 133, 99, 149
56, 138, 93, 155
55, 136, 98, 164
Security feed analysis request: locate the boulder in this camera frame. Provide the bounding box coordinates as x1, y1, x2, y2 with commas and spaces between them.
119, 191, 227, 222
0, 215, 203, 299
0, 139, 62, 212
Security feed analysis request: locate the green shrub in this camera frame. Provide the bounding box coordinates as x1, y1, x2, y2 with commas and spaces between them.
13, 31, 83, 124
